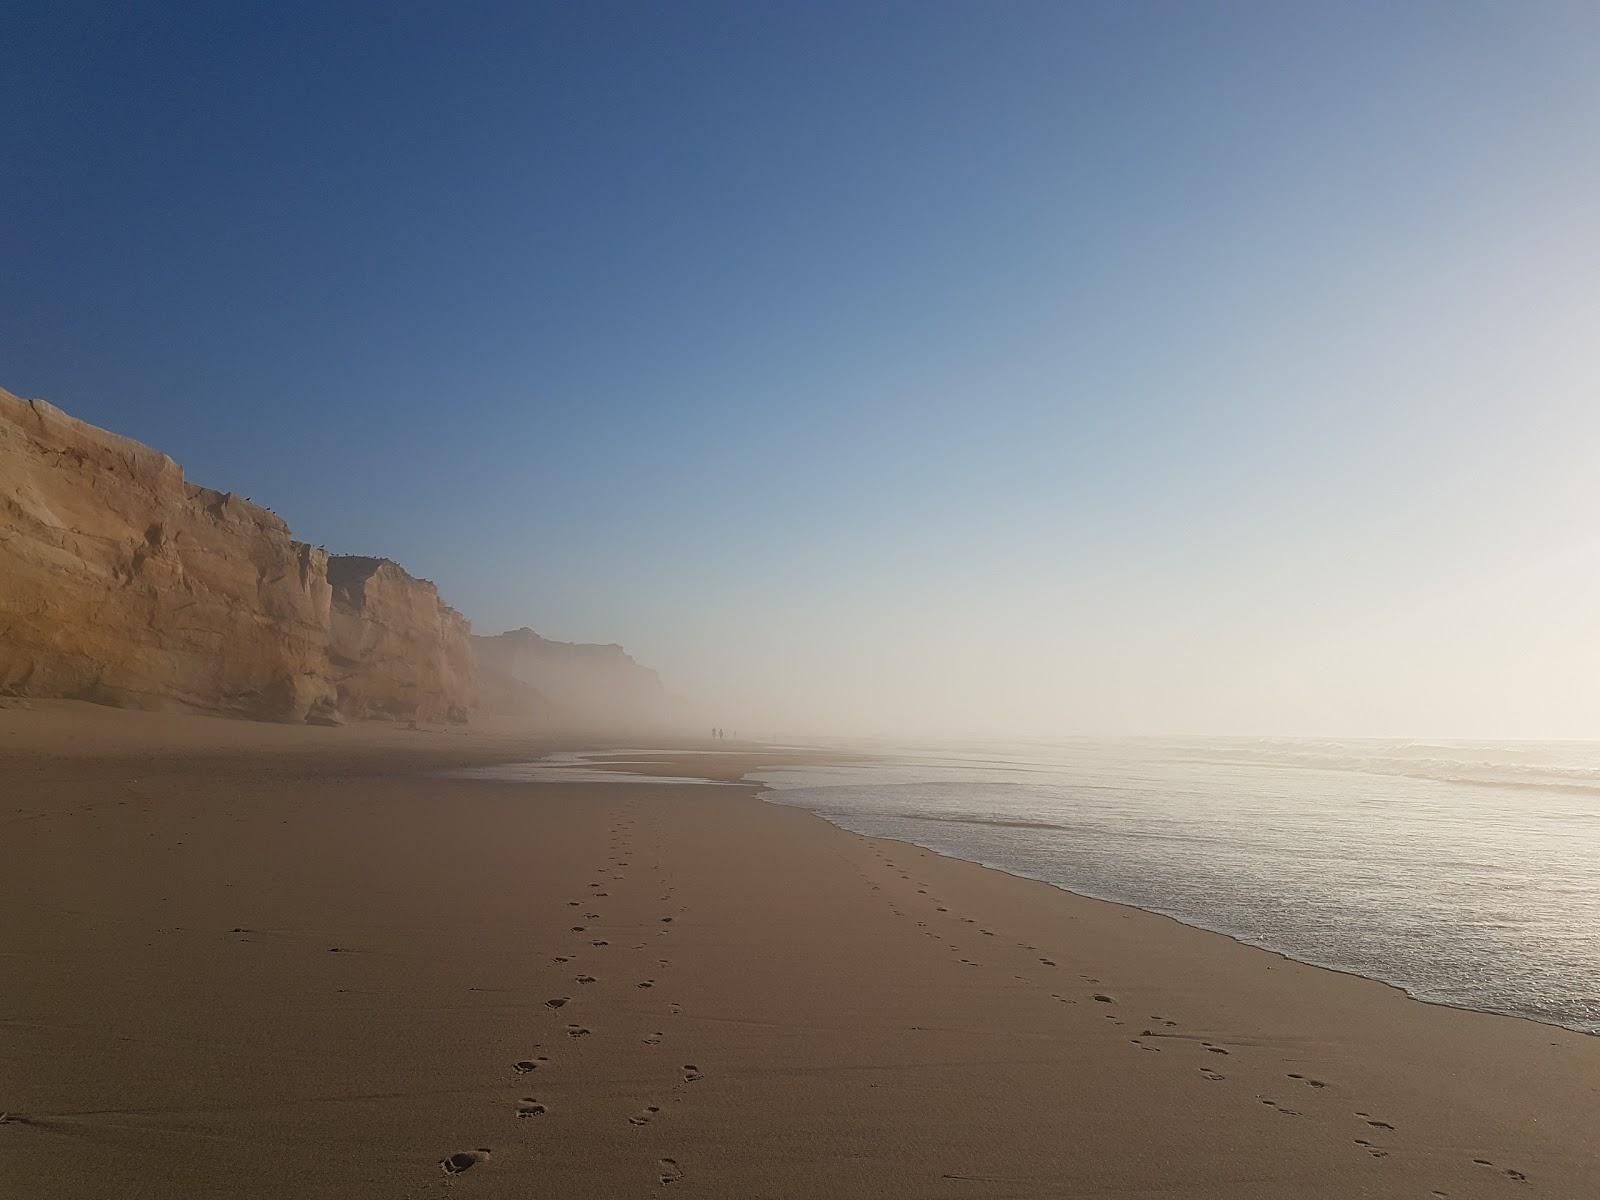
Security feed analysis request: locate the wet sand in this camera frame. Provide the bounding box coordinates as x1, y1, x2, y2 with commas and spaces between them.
2, 703, 1596, 1198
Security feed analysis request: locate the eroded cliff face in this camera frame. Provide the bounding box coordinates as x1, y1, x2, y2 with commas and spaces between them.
0, 388, 473, 723
328, 556, 474, 724
473, 627, 669, 730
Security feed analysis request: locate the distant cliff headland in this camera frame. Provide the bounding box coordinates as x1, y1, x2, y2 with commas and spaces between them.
0, 387, 672, 730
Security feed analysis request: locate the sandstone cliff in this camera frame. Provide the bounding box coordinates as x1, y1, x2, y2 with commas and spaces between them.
473, 627, 670, 731
327, 556, 473, 724
0, 388, 474, 723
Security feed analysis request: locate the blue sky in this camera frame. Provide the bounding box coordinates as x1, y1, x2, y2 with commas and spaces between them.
6, 2, 1599, 735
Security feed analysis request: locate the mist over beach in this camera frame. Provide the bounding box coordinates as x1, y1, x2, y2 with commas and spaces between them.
3, 3, 1598, 1197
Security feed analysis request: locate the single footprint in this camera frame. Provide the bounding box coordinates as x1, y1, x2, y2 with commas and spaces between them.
683, 1064, 703, 1082
659, 1158, 684, 1185
592, 940, 610, 947
638, 980, 655, 988
643, 1032, 663, 1045
516, 1098, 547, 1118
1093, 994, 1114, 1003
1474, 1160, 1526, 1182
440, 1149, 491, 1175
545, 997, 570, 1009
1200, 1068, 1225, 1081
628, 1105, 661, 1126
576, 975, 597, 985
513, 1059, 542, 1073
567, 1025, 591, 1038
1040, 958, 1056, 967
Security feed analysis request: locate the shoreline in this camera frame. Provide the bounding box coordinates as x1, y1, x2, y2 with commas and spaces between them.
536, 747, 1597, 1038
776, 804, 1600, 1041
744, 748, 1600, 1043
4, 705, 1596, 1197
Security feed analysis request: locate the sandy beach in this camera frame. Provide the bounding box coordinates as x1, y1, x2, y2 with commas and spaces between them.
2, 703, 1595, 1199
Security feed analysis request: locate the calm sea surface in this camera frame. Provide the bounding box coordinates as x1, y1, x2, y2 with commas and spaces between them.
750, 739, 1600, 1035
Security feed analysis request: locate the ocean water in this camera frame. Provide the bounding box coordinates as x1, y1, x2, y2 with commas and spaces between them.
749, 739, 1600, 1035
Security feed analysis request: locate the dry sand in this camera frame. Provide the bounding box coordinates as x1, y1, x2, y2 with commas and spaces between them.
1, 702, 1595, 1198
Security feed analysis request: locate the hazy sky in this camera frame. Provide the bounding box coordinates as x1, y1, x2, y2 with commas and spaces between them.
6, 3, 1599, 738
